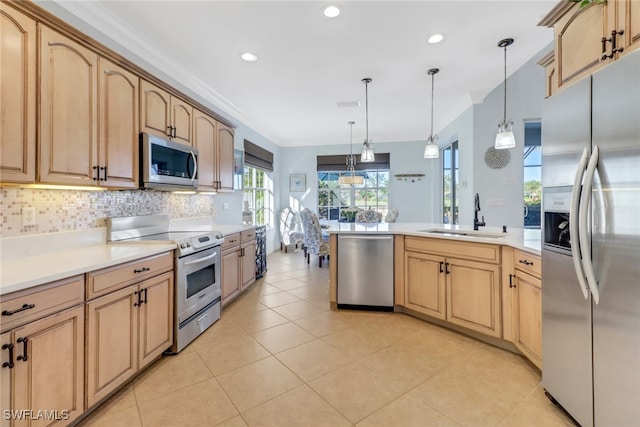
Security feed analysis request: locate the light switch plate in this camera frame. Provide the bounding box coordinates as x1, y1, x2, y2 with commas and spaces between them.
223, 203, 229, 210
22, 207, 36, 226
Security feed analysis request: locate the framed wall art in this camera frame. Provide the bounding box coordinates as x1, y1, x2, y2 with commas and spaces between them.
289, 173, 306, 192
233, 149, 244, 190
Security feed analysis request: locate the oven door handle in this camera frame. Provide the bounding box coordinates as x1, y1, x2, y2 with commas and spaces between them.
183, 251, 218, 266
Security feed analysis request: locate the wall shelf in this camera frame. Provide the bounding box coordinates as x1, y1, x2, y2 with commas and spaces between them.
394, 173, 425, 182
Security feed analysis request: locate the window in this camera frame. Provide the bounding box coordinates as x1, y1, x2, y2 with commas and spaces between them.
243, 166, 274, 227
442, 141, 459, 224
317, 171, 390, 220
524, 122, 541, 228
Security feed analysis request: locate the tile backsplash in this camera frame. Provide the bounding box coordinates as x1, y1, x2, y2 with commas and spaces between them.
0, 188, 215, 238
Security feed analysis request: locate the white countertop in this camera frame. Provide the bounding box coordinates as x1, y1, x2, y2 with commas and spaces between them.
0, 219, 253, 296
327, 222, 541, 255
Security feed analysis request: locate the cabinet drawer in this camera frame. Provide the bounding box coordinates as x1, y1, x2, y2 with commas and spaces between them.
241, 229, 256, 243
86, 252, 173, 300
405, 236, 500, 264
513, 249, 541, 278
1, 275, 84, 332
222, 233, 240, 251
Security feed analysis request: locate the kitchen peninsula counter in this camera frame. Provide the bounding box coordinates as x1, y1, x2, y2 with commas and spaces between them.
327, 222, 541, 255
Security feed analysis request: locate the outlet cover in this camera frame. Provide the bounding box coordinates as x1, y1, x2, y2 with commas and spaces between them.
22, 207, 36, 226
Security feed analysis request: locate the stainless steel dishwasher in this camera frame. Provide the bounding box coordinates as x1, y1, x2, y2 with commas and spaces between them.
337, 234, 394, 311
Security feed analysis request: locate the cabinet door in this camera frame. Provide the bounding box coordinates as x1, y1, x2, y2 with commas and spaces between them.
170, 98, 193, 146
0, 5, 36, 183
514, 270, 542, 368
241, 241, 256, 290
39, 25, 98, 185
619, 0, 640, 57
404, 251, 446, 320
446, 258, 501, 338
12, 306, 84, 426
555, 2, 616, 88
138, 272, 173, 369
140, 80, 171, 138
221, 249, 240, 305
86, 286, 138, 408
98, 58, 139, 189
217, 123, 235, 191
193, 109, 217, 190
1, 332, 11, 427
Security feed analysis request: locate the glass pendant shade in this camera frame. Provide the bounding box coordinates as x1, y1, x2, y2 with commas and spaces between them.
494, 120, 516, 149
495, 38, 515, 150
424, 68, 440, 159
339, 121, 364, 185
360, 78, 375, 162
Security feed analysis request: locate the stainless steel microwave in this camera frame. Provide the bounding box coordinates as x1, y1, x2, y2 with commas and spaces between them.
140, 133, 198, 191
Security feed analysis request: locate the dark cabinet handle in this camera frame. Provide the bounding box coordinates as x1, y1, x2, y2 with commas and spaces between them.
93, 165, 99, 181
439, 261, 444, 273
16, 337, 28, 362
509, 274, 516, 288
134, 290, 141, 307
2, 343, 14, 369
142, 288, 148, 305
519, 259, 533, 266
134, 267, 150, 274
172, 127, 177, 138
445, 263, 451, 275
167, 126, 173, 137
2, 303, 36, 316
100, 166, 107, 181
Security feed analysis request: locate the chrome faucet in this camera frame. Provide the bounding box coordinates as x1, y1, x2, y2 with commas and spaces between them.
474, 193, 486, 230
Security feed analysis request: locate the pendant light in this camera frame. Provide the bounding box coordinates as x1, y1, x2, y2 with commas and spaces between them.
423, 68, 440, 159
495, 38, 516, 149
338, 121, 364, 185
360, 78, 375, 162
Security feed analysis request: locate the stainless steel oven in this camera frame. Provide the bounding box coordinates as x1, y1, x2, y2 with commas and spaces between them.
174, 245, 221, 352
107, 215, 224, 353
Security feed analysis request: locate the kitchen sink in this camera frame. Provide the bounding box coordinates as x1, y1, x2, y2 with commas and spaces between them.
416, 229, 507, 239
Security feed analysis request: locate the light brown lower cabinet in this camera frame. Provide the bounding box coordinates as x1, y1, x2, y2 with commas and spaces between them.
86, 271, 173, 408
513, 268, 542, 369
404, 251, 446, 320
1, 306, 85, 426
221, 230, 256, 307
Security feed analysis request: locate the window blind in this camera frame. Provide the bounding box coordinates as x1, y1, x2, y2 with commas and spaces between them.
316, 153, 390, 172
244, 140, 274, 172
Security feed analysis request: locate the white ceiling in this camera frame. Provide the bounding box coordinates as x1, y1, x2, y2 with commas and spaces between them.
47, 0, 556, 147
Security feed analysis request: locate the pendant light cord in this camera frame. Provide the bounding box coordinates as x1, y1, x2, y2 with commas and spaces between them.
503, 43, 507, 123
365, 80, 369, 143
430, 72, 434, 137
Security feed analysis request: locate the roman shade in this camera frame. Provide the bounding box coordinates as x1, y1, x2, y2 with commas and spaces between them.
316, 153, 390, 172
244, 140, 274, 172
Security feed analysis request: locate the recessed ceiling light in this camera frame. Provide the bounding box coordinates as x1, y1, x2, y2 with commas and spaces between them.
428, 34, 444, 44
241, 52, 258, 62
323, 5, 341, 18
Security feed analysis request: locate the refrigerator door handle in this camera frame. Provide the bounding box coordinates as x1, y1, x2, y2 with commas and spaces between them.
579, 145, 601, 304
570, 147, 591, 300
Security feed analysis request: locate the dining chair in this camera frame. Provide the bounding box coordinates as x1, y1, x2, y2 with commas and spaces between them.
385, 208, 399, 223
279, 207, 304, 252
299, 208, 330, 267
355, 208, 383, 223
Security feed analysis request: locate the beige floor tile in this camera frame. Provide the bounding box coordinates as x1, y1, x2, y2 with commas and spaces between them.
356, 394, 460, 427
309, 363, 404, 423
499, 401, 572, 427
409, 368, 522, 426
276, 339, 351, 382
261, 272, 293, 284
522, 385, 577, 426
215, 416, 248, 427
231, 308, 290, 333
398, 326, 481, 367
221, 298, 269, 320
272, 300, 326, 321
241, 282, 282, 299
138, 378, 238, 427
192, 317, 248, 349
78, 383, 140, 427
250, 322, 316, 354
197, 335, 270, 376
257, 291, 301, 308
268, 277, 308, 291
294, 310, 355, 337
286, 285, 329, 301
361, 344, 445, 392
242, 385, 351, 427
133, 351, 212, 403
216, 356, 303, 412
321, 325, 395, 359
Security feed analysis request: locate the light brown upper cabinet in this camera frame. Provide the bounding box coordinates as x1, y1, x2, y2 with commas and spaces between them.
98, 58, 139, 189
217, 122, 235, 192
140, 79, 193, 146
39, 25, 99, 186
193, 109, 218, 190
0, 4, 36, 184
540, 0, 640, 94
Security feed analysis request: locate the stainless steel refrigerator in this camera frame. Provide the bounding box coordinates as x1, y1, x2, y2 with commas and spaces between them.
541, 50, 640, 427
